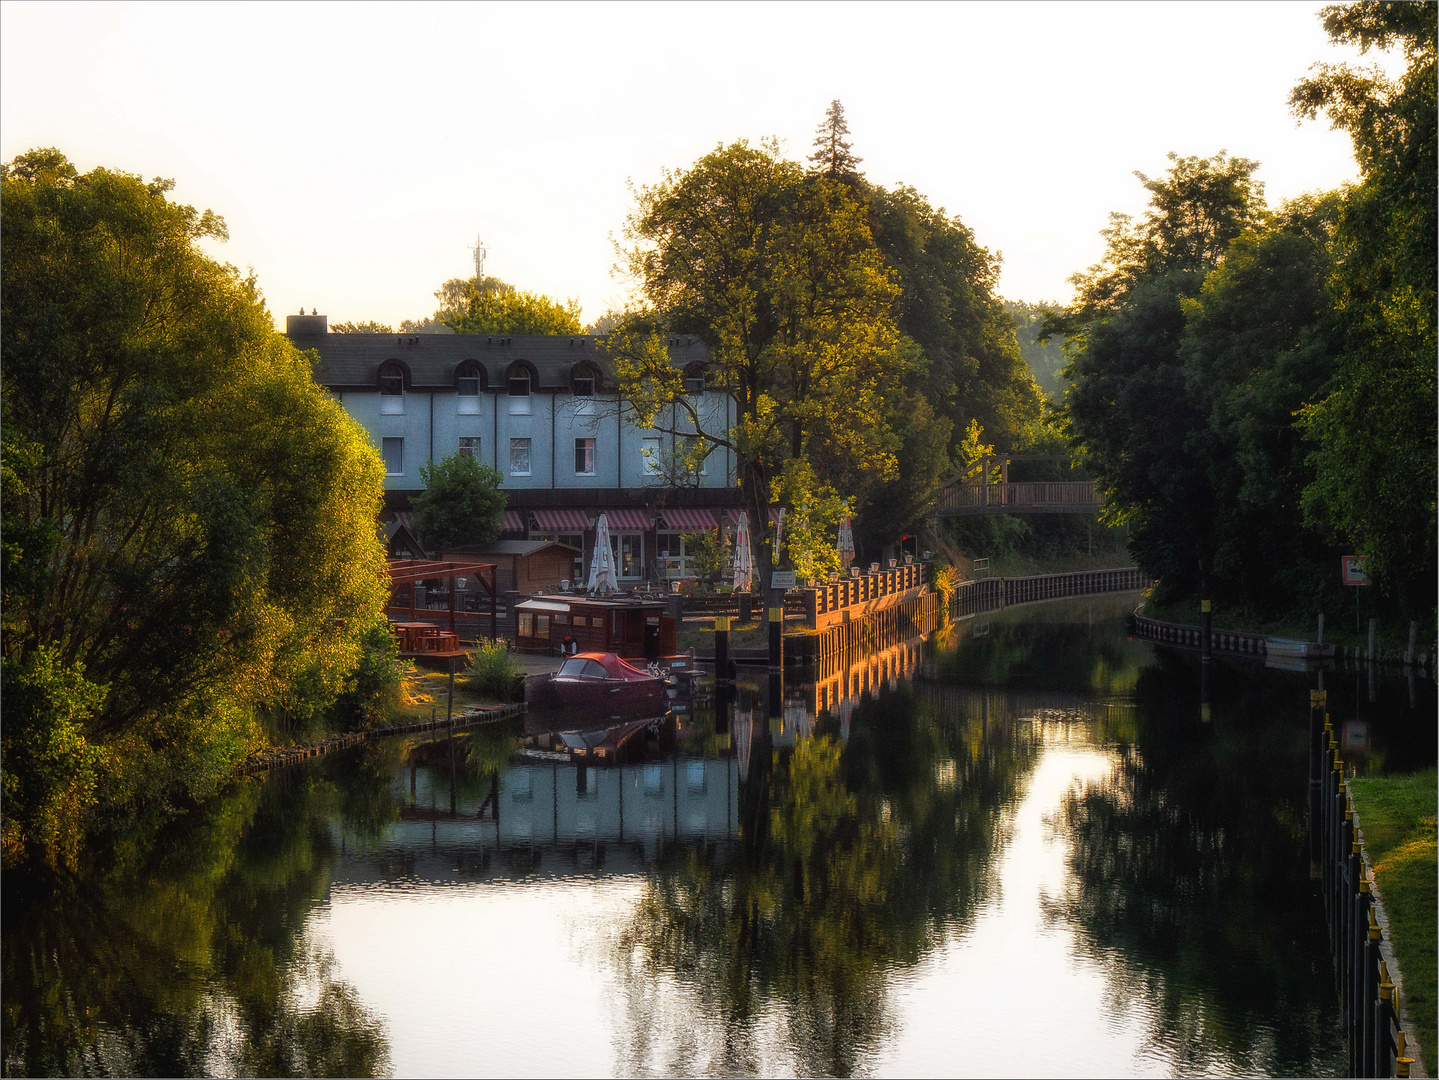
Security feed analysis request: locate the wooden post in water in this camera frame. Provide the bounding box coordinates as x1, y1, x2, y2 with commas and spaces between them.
767, 606, 782, 673
1200, 599, 1213, 721
715, 615, 730, 687
1368, 619, 1377, 663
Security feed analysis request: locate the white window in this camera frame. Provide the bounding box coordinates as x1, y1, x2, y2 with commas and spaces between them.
509, 437, 531, 476
684, 436, 708, 476
380, 363, 404, 415
574, 438, 595, 475
572, 375, 595, 415
459, 437, 481, 459
508, 371, 532, 415
382, 438, 404, 475
457, 365, 482, 415
657, 531, 693, 578
641, 436, 662, 474
609, 532, 644, 579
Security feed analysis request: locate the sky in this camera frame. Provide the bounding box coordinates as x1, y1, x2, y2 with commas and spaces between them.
1, 1, 1390, 330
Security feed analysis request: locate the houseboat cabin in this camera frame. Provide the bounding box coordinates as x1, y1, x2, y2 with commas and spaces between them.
513, 595, 677, 659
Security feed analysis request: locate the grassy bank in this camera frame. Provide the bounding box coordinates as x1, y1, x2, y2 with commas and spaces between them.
1350, 768, 1437, 1074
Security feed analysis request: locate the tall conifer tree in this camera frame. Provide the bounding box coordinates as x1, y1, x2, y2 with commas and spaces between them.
809, 99, 862, 179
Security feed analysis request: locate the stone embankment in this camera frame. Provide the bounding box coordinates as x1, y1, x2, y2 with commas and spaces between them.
237, 702, 526, 775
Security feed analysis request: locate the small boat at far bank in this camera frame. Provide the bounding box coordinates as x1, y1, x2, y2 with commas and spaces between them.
525, 652, 668, 718
1265, 637, 1335, 660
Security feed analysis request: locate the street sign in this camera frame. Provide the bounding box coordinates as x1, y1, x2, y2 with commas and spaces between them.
1310, 689, 1327, 707
1341, 555, 1369, 586
770, 571, 796, 589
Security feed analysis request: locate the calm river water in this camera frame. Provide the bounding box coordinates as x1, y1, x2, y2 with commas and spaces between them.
5, 594, 1435, 1077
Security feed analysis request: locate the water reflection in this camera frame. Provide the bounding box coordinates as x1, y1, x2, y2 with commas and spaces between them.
8, 594, 1429, 1076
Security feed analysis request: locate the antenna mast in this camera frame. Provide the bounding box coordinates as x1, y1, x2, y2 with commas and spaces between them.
470, 234, 487, 283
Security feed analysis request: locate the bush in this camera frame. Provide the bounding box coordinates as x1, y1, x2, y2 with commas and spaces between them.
331, 618, 403, 731
468, 639, 522, 702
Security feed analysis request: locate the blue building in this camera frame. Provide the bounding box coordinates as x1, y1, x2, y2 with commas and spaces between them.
288, 314, 743, 584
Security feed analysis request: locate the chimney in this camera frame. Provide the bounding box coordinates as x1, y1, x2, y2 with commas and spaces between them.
286, 312, 329, 337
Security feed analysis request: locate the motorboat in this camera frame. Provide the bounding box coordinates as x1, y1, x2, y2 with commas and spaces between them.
526, 651, 668, 718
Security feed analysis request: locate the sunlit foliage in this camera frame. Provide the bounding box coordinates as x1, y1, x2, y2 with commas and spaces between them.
0, 150, 390, 868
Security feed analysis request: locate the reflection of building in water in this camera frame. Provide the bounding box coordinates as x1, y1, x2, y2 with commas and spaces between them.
331, 755, 740, 886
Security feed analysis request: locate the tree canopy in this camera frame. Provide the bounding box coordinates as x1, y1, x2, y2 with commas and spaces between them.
433, 276, 582, 335
1289, 0, 1436, 601
608, 139, 908, 584
410, 452, 507, 553
1, 149, 391, 869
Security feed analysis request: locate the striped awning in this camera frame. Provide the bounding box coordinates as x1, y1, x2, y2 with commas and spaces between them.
500, 510, 525, 533
659, 508, 719, 530
599, 508, 652, 531
532, 508, 591, 531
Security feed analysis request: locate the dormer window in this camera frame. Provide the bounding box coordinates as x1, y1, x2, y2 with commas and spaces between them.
456, 361, 483, 415
507, 364, 532, 416
571, 365, 599, 415
379, 361, 405, 415
683, 362, 707, 396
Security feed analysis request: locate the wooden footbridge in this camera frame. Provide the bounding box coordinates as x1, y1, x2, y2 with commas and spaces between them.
932, 455, 1103, 517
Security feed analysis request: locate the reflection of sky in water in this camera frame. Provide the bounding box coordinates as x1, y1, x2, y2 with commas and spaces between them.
310, 707, 1324, 1077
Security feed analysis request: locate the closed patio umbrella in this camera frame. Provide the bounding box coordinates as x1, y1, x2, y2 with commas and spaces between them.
732, 511, 753, 592
837, 516, 855, 568
588, 513, 618, 593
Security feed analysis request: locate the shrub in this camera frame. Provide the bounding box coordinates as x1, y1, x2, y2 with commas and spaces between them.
468, 639, 522, 701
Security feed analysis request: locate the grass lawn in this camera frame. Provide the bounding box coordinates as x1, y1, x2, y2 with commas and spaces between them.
1350, 767, 1437, 1074
386, 659, 506, 725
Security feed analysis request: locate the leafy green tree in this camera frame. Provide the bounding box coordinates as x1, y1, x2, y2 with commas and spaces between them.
1289, 0, 1436, 605
867, 184, 1044, 452
809, 98, 862, 180
331, 320, 394, 334
410, 452, 507, 553
0, 149, 389, 868
1050, 151, 1268, 599
608, 140, 907, 589
1176, 195, 1344, 613
431, 276, 582, 335
1007, 300, 1068, 401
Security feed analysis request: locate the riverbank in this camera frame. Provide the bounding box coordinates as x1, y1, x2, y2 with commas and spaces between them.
1142, 595, 1433, 663
1350, 768, 1437, 1075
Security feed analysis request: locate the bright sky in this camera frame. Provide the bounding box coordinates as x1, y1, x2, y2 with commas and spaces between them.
1, 1, 1385, 330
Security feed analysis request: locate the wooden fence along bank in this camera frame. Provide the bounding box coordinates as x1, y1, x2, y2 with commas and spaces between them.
1310, 693, 1418, 1077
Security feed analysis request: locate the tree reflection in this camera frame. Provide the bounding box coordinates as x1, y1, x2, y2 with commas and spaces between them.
614, 681, 1039, 1076
2, 747, 398, 1077
1043, 656, 1344, 1075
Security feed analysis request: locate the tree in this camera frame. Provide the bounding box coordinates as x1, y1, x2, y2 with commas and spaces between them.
1, 149, 389, 868
866, 184, 1043, 452
430, 276, 582, 335
1049, 152, 1268, 598
410, 452, 507, 553
331, 320, 393, 334
608, 141, 907, 588
809, 99, 862, 180
1006, 300, 1068, 401
1290, 0, 1436, 605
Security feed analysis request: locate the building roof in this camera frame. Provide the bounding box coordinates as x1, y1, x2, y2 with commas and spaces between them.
288, 316, 710, 391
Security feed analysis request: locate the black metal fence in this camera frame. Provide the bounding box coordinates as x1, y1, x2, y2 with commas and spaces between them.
1310, 694, 1418, 1077
950, 567, 1149, 618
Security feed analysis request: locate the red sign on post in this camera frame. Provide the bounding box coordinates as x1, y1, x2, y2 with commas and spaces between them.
1341, 555, 1369, 586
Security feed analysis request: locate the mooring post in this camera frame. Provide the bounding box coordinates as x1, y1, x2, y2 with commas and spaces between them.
768, 605, 782, 674
1318, 612, 1325, 647
1368, 618, 1377, 663
715, 614, 731, 687
1309, 692, 1326, 868
1200, 599, 1213, 721
1404, 620, 1417, 667
447, 654, 456, 725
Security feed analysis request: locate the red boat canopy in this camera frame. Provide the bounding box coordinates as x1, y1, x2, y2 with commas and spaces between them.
571, 652, 656, 681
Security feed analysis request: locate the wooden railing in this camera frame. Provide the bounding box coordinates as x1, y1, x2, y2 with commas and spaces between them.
935, 480, 1103, 516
